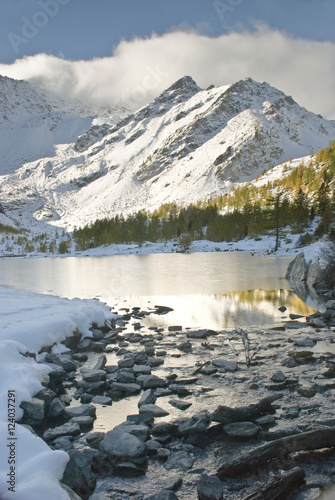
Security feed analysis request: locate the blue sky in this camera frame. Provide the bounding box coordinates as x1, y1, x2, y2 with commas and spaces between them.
1, 0, 334, 63
0, 0, 335, 118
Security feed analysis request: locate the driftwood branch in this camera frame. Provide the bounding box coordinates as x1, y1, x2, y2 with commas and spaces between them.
241, 467, 305, 500
193, 361, 210, 374
217, 427, 335, 479
212, 394, 282, 425
235, 327, 250, 365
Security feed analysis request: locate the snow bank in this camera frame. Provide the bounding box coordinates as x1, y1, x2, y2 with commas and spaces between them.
0, 286, 115, 500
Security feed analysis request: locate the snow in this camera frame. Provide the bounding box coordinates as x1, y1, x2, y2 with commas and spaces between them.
1, 76, 335, 234
0, 286, 116, 499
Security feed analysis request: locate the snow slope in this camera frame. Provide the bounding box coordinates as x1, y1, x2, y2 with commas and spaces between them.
0, 75, 335, 232
0, 286, 116, 500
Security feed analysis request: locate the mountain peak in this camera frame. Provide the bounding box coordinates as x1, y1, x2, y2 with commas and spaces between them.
154, 75, 200, 106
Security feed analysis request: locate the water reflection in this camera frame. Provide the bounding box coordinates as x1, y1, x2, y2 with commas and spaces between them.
111, 288, 322, 330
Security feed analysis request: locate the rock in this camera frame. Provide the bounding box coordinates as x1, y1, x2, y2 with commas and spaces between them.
148, 357, 165, 367
137, 375, 167, 389
145, 439, 162, 454
200, 366, 218, 375
297, 385, 317, 398
157, 448, 171, 460
115, 371, 136, 383
154, 305, 174, 315
197, 473, 223, 500
286, 252, 322, 286
309, 318, 327, 328
152, 422, 177, 436
326, 300, 335, 310
70, 416, 94, 431
212, 359, 238, 372
78, 381, 106, 394
161, 476, 183, 491
108, 382, 141, 397
91, 395, 112, 405
46, 363, 68, 380
139, 404, 170, 417
114, 422, 149, 441
99, 430, 147, 460
165, 451, 195, 471
62, 449, 96, 499
35, 387, 57, 404
86, 431, 105, 448
223, 421, 259, 439
81, 369, 106, 382
93, 355, 107, 370
48, 397, 66, 418
178, 341, 192, 352
293, 338, 316, 347
127, 413, 154, 425
133, 364, 152, 374
178, 418, 208, 436
21, 398, 45, 424
169, 400, 192, 410
138, 389, 157, 407
168, 326, 182, 331
43, 422, 81, 441
288, 350, 315, 364
87, 493, 110, 500
65, 404, 96, 419
271, 370, 287, 383
72, 353, 88, 362
55, 354, 77, 372
186, 330, 209, 339
118, 357, 135, 368
53, 437, 73, 451
168, 385, 192, 397
278, 306, 287, 313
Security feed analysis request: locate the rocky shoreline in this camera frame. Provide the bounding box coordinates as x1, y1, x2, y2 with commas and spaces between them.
19, 300, 335, 500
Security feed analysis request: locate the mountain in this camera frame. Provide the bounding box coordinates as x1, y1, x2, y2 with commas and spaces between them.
0, 75, 335, 233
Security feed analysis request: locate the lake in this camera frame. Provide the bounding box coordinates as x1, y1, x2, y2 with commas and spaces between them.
0, 251, 323, 329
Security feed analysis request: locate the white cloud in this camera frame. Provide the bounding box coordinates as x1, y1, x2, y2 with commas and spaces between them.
1, 26, 335, 118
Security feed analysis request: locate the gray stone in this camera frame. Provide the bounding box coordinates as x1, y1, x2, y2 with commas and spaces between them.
99, 430, 147, 459
309, 318, 327, 328
88, 493, 110, 500
53, 437, 73, 451
65, 404, 96, 419
118, 357, 135, 368
186, 329, 208, 339
165, 451, 195, 471
157, 448, 171, 460
72, 353, 88, 362
91, 395, 112, 405
62, 449, 96, 499
48, 397, 66, 418
21, 398, 45, 423
43, 422, 81, 441
108, 382, 141, 396
56, 355, 77, 372
178, 341, 192, 352
139, 404, 170, 417
137, 375, 167, 389
70, 416, 94, 430
35, 387, 57, 404
161, 475, 182, 491
223, 421, 259, 438
81, 369, 106, 382
197, 473, 223, 500
145, 439, 162, 454
148, 357, 165, 367
212, 359, 238, 371
93, 354, 107, 370
133, 364, 152, 374
113, 423, 149, 441
115, 371, 136, 383
169, 400, 192, 411
178, 418, 208, 436
271, 370, 287, 383
326, 300, 335, 310
138, 389, 157, 407
293, 338, 316, 347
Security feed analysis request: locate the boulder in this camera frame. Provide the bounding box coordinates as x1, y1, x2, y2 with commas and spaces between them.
115, 371, 136, 383
62, 449, 96, 499
93, 355, 107, 370
99, 430, 147, 459
137, 375, 167, 389
91, 395, 112, 405
65, 404, 96, 419
138, 389, 157, 407
118, 357, 135, 368
161, 476, 183, 491
81, 369, 106, 382
139, 404, 170, 417
48, 397, 66, 418
169, 400, 192, 411
21, 398, 45, 424
43, 422, 81, 441
212, 359, 238, 372
186, 330, 209, 339
223, 421, 259, 439
197, 473, 223, 500
165, 451, 195, 471
145, 490, 178, 500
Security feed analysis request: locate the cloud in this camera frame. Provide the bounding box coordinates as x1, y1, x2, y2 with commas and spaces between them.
0, 25, 335, 118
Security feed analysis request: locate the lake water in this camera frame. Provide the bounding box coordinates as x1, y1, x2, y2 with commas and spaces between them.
0, 252, 324, 329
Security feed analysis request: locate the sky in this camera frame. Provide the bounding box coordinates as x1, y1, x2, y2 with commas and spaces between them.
0, 0, 335, 117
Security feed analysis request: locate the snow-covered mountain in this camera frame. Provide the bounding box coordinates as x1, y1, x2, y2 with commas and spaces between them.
1, 75, 335, 232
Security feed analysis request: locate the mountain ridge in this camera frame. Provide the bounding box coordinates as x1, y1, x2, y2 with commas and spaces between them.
0, 74, 334, 233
